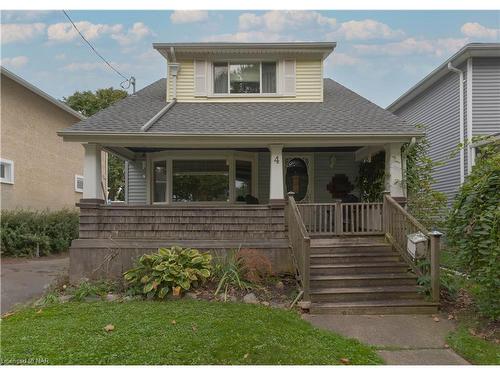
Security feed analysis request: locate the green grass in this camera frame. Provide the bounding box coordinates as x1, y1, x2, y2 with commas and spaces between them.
447, 326, 500, 365
0, 300, 382, 365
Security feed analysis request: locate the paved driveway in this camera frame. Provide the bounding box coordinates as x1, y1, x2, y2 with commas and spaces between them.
1, 255, 69, 314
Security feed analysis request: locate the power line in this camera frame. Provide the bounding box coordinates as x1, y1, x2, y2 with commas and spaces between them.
62, 10, 135, 92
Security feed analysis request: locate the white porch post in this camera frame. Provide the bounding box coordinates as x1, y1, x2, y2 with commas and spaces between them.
384, 143, 405, 200
83, 143, 104, 201
268, 144, 285, 205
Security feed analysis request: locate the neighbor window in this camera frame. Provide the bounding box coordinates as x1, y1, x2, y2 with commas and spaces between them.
213, 62, 276, 94
153, 160, 167, 203
172, 160, 229, 202
74, 175, 84, 193
0, 159, 14, 184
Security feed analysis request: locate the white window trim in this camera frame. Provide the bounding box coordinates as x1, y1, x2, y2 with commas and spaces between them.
148, 150, 258, 205
0, 158, 14, 184
74, 174, 84, 193
208, 60, 282, 97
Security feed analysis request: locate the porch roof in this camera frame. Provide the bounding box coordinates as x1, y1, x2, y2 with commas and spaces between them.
59, 78, 421, 137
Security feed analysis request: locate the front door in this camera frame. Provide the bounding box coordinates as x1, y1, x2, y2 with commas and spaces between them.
284, 154, 314, 202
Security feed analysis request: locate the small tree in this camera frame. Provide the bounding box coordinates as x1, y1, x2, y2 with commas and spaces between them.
356, 151, 385, 202
64, 88, 128, 201
447, 139, 500, 319
403, 127, 447, 229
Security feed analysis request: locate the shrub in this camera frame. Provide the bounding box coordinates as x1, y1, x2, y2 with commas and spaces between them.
123, 246, 212, 299
213, 249, 251, 298
0, 209, 79, 257
236, 248, 272, 283
447, 140, 500, 319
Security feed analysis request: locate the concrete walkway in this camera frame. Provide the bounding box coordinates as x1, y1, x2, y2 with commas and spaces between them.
304, 313, 469, 365
1, 255, 69, 314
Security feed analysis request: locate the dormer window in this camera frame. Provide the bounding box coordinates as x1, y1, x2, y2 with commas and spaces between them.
212, 61, 277, 95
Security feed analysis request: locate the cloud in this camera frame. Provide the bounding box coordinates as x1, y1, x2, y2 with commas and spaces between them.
239, 10, 336, 33
202, 31, 289, 43
1, 11, 53, 22
111, 22, 153, 46
334, 19, 405, 40
170, 10, 208, 24
354, 37, 469, 57
62, 61, 131, 73
1, 23, 46, 44
55, 53, 66, 60
461, 22, 499, 40
47, 21, 123, 42
330, 52, 362, 66
1, 55, 29, 68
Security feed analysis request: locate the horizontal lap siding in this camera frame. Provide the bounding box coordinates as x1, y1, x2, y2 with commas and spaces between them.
472, 57, 500, 136
394, 72, 462, 204
125, 161, 147, 204
169, 59, 323, 102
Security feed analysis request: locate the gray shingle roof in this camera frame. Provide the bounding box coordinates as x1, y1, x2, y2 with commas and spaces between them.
63, 78, 418, 135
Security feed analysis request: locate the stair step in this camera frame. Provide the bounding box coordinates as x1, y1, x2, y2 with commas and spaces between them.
310, 285, 422, 302
310, 262, 410, 275
310, 273, 417, 288
310, 299, 438, 315
310, 245, 393, 255
310, 253, 400, 265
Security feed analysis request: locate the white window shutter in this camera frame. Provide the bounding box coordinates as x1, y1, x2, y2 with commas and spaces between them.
194, 60, 207, 96
282, 59, 296, 96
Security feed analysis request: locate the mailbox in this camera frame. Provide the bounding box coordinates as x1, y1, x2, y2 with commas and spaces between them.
407, 232, 428, 259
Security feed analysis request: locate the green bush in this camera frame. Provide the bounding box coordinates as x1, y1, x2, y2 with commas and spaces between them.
123, 246, 212, 299
0, 209, 79, 257
447, 141, 500, 320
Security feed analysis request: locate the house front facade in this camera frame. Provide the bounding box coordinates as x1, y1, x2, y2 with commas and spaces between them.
387, 43, 500, 204
59, 42, 440, 314
0, 67, 98, 210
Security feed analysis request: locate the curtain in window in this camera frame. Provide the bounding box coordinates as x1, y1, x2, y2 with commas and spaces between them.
213, 63, 228, 94
262, 62, 276, 93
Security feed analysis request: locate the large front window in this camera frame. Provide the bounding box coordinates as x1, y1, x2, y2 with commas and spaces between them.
172, 160, 229, 202
213, 62, 276, 94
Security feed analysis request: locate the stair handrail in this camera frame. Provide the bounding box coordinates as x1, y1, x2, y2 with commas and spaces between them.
286, 192, 311, 302
383, 194, 442, 302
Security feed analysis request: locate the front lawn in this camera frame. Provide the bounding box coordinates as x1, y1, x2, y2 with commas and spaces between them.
0, 300, 382, 365
447, 325, 500, 365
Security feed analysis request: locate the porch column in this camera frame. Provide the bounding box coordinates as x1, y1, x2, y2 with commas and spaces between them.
268, 144, 285, 205
82, 143, 104, 202
384, 143, 406, 203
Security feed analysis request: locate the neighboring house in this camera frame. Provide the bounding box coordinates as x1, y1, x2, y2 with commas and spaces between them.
59, 42, 440, 314
1, 67, 91, 210
388, 43, 500, 204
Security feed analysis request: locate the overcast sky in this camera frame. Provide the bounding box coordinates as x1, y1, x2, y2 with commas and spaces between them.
1, 10, 499, 107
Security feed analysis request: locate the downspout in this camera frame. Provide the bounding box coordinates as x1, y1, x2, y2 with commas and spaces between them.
447, 62, 465, 184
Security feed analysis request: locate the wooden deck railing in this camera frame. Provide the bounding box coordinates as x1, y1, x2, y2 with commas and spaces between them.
298, 202, 383, 235
285, 192, 311, 301
383, 194, 442, 302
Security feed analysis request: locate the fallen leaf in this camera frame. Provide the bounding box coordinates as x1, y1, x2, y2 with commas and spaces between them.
444, 344, 449, 348
171, 320, 177, 325
36, 309, 43, 314
2, 312, 14, 319
468, 328, 476, 336
494, 339, 499, 344
340, 358, 350, 364
104, 324, 115, 332
433, 317, 440, 322
243, 353, 249, 359
447, 314, 454, 320
192, 324, 197, 331
62, 284, 67, 289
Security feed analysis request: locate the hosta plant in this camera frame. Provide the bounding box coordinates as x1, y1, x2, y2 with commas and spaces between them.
123, 246, 212, 299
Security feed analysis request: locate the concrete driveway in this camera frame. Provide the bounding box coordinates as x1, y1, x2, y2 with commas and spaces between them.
1, 255, 69, 313
304, 313, 469, 365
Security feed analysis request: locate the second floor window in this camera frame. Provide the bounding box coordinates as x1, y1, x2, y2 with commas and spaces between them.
213, 62, 276, 94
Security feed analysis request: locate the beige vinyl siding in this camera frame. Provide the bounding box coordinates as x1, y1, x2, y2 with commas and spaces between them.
167, 59, 323, 102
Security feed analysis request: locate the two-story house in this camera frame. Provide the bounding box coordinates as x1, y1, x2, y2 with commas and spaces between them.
58, 42, 440, 314
388, 43, 500, 205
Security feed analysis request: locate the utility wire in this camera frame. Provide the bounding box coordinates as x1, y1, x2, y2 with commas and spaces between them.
62, 9, 134, 90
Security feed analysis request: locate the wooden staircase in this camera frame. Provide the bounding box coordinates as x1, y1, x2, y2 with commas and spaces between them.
308, 236, 438, 314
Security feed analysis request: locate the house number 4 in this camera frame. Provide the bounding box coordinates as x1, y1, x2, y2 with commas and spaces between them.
274, 156, 280, 164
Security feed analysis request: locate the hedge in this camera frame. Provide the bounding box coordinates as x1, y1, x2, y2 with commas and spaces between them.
1, 209, 79, 257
